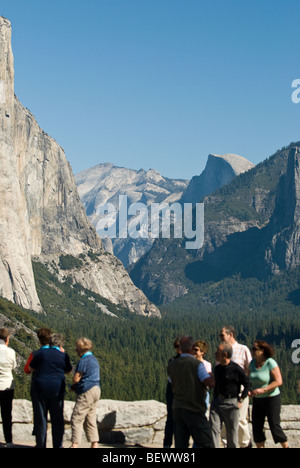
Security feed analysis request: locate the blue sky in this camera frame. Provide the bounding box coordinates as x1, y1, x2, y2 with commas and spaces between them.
1, 0, 300, 179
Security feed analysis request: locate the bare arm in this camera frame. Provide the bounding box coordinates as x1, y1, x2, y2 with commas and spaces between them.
252, 366, 282, 396
73, 372, 83, 384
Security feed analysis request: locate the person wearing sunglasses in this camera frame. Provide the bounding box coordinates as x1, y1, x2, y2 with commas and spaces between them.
249, 341, 288, 448
193, 341, 212, 409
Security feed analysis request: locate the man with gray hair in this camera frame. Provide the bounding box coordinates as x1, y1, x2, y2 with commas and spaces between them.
210, 343, 251, 448
167, 336, 215, 448
49, 333, 65, 351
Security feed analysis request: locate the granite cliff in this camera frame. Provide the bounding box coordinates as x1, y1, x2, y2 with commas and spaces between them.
267, 146, 300, 273
0, 17, 160, 317
181, 153, 254, 204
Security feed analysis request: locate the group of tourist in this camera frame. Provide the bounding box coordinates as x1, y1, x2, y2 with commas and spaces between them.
0, 324, 290, 449
0, 327, 100, 448
165, 326, 289, 448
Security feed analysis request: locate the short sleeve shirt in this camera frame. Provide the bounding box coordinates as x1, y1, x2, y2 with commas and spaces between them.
249, 358, 280, 398
74, 353, 100, 394
231, 342, 252, 372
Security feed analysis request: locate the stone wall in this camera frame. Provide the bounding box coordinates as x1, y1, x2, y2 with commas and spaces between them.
255, 405, 300, 449
1, 400, 300, 448
0, 399, 167, 447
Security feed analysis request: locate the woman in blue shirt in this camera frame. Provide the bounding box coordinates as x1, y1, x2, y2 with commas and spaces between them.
70, 337, 101, 448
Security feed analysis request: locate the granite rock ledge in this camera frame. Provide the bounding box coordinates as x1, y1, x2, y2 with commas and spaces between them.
0, 400, 300, 448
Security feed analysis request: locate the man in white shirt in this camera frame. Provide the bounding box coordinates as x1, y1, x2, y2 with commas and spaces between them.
0, 328, 17, 447
220, 326, 252, 448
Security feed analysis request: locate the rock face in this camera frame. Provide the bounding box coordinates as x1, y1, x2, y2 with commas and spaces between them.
0, 17, 160, 318
182, 153, 255, 204
0, 18, 41, 311
75, 163, 188, 266
130, 144, 300, 304
267, 146, 300, 273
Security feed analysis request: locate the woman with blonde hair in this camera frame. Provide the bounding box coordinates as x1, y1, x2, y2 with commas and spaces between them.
71, 338, 101, 448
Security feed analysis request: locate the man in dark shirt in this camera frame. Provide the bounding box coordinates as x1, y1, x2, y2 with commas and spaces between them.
210, 342, 251, 448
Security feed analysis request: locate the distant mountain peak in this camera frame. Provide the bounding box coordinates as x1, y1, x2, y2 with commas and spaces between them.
75, 163, 189, 266
209, 153, 255, 175
181, 152, 255, 204
129, 142, 300, 305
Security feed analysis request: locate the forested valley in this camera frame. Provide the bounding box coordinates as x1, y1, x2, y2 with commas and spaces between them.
1, 261, 299, 405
